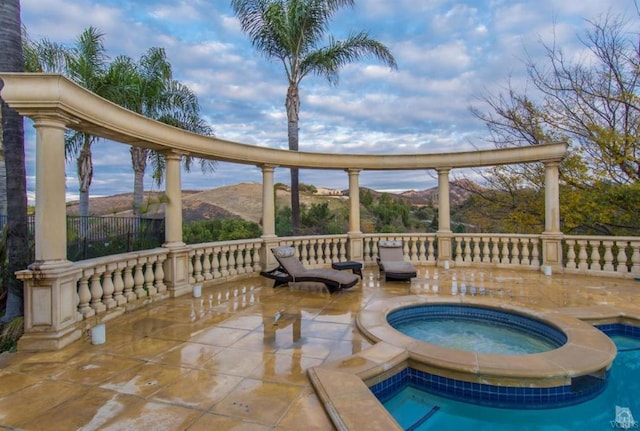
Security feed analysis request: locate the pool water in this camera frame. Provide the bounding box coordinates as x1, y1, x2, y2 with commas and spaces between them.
393, 317, 558, 354
383, 334, 640, 430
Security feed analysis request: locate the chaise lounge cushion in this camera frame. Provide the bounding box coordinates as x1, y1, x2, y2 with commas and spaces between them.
377, 240, 417, 281
261, 246, 359, 292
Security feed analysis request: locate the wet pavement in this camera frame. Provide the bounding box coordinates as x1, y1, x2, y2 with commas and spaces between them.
1, 266, 639, 430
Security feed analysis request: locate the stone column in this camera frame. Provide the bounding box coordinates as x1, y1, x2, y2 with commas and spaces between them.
164, 151, 185, 247
541, 160, 563, 272
261, 164, 279, 269
33, 115, 71, 266
261, 164, 276, 238
162, 150, 190, 297
437, 168, 453, 267
18, 114, 82, 351
544, 161, 561, 234
347, 169, 363, 261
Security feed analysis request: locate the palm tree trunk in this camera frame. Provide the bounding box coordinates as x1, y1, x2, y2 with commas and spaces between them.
77, 135, 93, 218
286, 82, 301, 234
131, 146, 148, 216
0, 111, 6, 215
1, 0, 29, 322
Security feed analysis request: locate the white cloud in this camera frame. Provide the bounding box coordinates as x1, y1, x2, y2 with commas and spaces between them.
19, 0, 636, 195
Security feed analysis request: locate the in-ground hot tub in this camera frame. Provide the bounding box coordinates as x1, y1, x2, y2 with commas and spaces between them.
356, 296, 617, 408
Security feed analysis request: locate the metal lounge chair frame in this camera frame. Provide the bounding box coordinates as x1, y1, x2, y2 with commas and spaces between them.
377, 240, 417, 281
260, 246, 359, 292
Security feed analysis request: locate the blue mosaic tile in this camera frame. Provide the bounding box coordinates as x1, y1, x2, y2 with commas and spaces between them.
371, 325, 638, 409
597, 323, 640, 338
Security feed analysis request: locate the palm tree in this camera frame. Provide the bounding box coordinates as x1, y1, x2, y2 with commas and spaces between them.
64, 28, 110, 218
107, 48, 214, 216
24, 27, 109, 218
231, 0, 397, 233
0, 0, 30, 322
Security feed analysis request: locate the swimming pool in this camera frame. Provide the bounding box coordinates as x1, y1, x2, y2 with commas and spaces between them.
378, 327, 640, 430
357, 297, 616, 407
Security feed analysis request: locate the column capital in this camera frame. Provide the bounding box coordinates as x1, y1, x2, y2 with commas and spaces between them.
31, 112, 76, 129
346, 168, 362, 174
436, 167, 452, 174
162, 149, 187, 160
259, 163, 278, 172
542, 159, 562, 167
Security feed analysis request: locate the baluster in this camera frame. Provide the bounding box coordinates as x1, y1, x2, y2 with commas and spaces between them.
363, 237, 372, 263
123, 263, 136, 301
202, 247, 213, 280
455, 238, 463, 264
473, 237, 481, 263
590, 240, 602, 271
417, 238, 426, 262
252, 245, 261, 272
220, 246, 230, 276
501, 239, 510, 264
402, 240, 410, 261
155, 254, 167, 293
188, 250, 195, 284
101, 267, 116, 309
229, 245, 238, 275
463, 237, 472, 263
530, 238, 540, 267
113, 266, 126, 306
133, 262, 146, 298
482, 237, 491, 263
491, 237, 500, 264
565, 239, 576, 269
301, 240, 310, 265
340, 237, 348, 261
631, 241, 640, 276
212, 247, 222, 278
410, 237, 419, 262
144, 257, 157, 296
577, 240, 589, 270
194, 250, 204, 282
427, 238, 436, 262
521, 238, 530, 266
236, 244, 246, 274
327, 241, 336, 263
602, 240, 614, 272
89, 271, 106, 313
616, 241, 628, 274
77, 271, 95, 318
372, 240, 380, 263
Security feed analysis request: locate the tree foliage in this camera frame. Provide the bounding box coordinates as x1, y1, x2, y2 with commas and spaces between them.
183, 218, 262, 244
472, 13, 640, 235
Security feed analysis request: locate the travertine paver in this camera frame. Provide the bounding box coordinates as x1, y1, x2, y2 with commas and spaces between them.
0, 267, 638, 430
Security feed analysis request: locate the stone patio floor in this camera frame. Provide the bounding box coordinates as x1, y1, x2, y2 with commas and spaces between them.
1, 266, 639, 430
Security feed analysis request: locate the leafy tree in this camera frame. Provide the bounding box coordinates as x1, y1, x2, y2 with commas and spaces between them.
231, 0, 397, 233
106, 48, 214, 215
471, 14, 640, 235
183, 218, 262, 244
0, 0, 29, 323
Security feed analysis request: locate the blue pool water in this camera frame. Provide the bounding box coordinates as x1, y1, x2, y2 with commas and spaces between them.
393, 317, 558, 354
388, 305, 566, 355
382, 332, 640, 430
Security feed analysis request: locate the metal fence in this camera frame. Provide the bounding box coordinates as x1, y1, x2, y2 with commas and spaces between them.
0, 215, 165, 261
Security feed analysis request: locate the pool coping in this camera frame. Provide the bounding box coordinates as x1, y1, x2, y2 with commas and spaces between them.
308, 296, 638, 431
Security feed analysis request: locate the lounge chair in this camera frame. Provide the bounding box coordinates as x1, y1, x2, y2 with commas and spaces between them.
260, 246, 359, 292
377, 240, 417, 281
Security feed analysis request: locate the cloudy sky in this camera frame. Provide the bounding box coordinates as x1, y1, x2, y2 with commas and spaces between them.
19, 0, 637, 201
